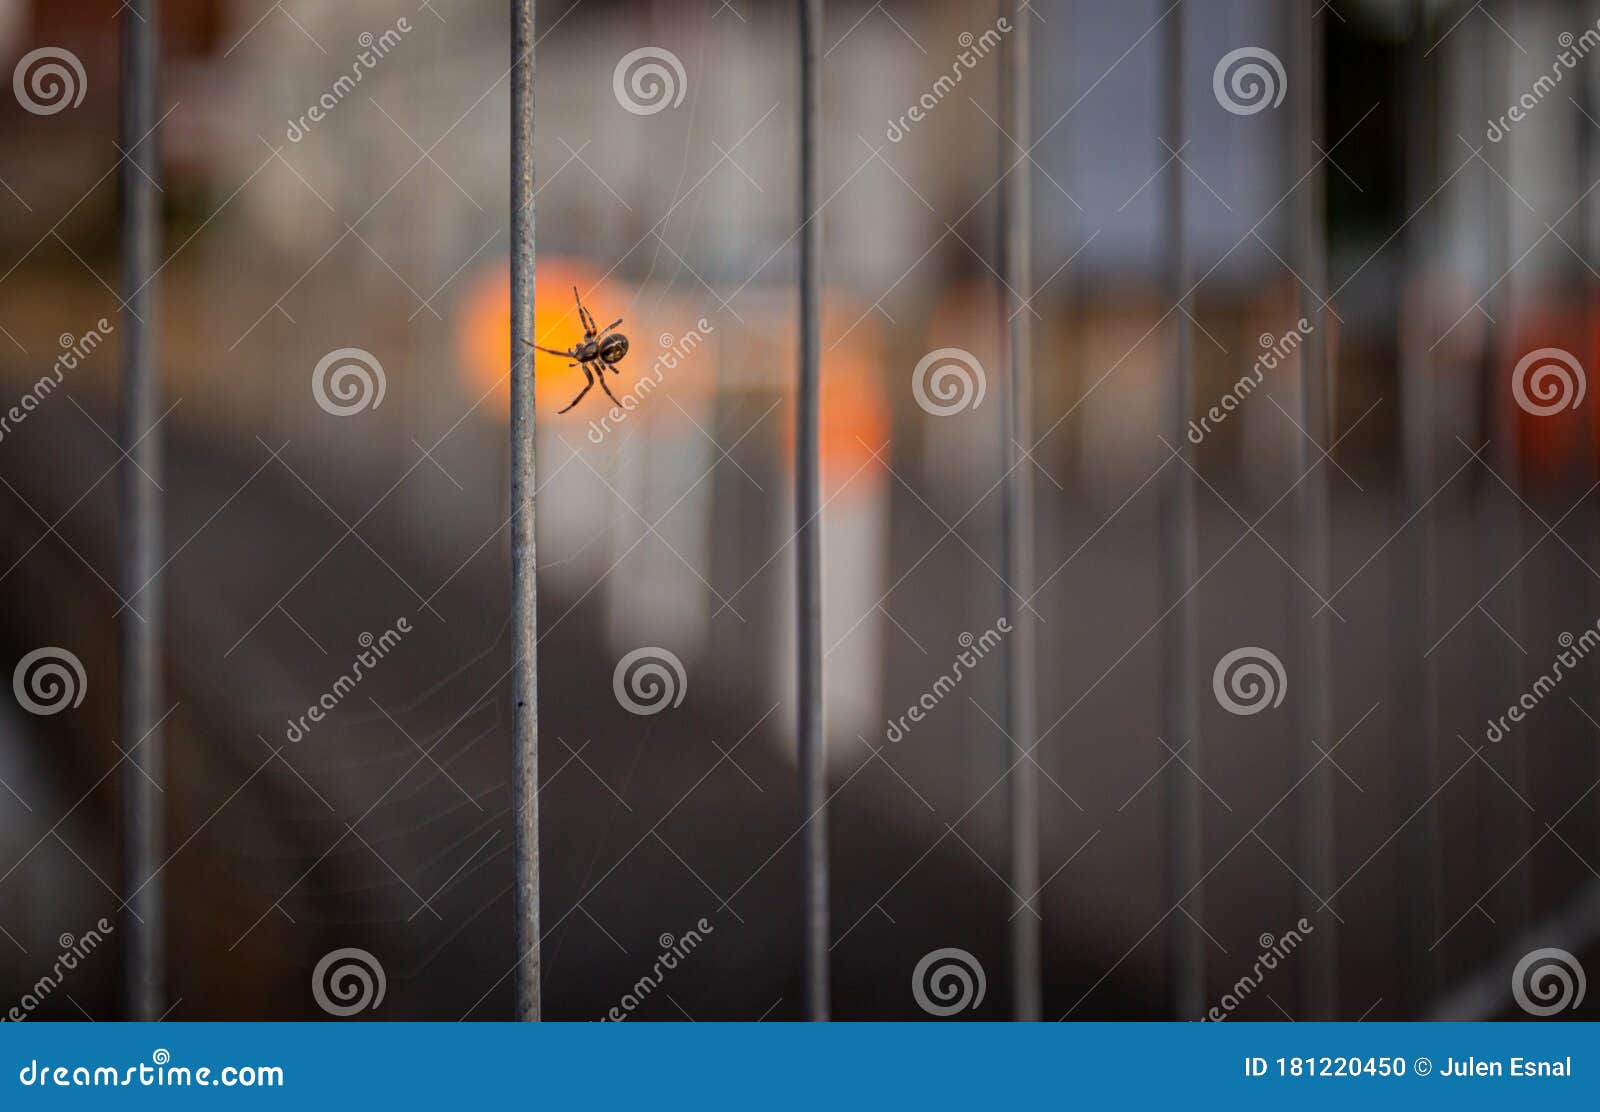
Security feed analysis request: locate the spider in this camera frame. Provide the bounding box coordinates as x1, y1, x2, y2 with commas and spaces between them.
524, 287, 630, 413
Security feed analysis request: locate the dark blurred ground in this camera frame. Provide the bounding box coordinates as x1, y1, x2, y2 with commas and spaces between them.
4, 378, 1600, 1019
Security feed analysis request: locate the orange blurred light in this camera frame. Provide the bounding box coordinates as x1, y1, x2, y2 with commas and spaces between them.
775, 292, 890, 497
455, 257, 630, 419
1513, 295, 1590, 485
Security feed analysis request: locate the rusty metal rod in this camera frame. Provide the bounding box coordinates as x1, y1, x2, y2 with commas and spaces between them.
510, 0, 541, 1022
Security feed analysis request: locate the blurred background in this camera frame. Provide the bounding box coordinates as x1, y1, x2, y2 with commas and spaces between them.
2, 0, 1599, 1020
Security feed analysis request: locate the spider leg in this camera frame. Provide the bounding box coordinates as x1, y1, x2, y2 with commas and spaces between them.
557, 364, 595, 413
524, 340, 575, 358
573, 286, 597, 338
598, 318, 623, 335
596, 366, 623, 406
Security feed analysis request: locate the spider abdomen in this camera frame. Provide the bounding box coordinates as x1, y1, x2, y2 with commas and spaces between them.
599, 333, 629, 365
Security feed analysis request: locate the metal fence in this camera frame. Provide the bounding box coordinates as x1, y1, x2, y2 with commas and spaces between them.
73, 0, 1600, 1021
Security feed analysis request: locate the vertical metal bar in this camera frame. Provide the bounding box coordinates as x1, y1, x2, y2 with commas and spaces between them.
510, 0, 542, 1022
118, 0, 164, 1023
1462, 6, 1512, 963
1583, 0, 1600, 879
1395, 0, 1441, 1013
1484, 0, 1529, 939
1290, 0, 1338, 1019
797, 0, 829, 1023
1000, 0, 1040, 1022
1159, 2, 1204, 1022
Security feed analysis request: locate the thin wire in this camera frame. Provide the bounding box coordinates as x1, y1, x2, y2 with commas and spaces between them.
1291, 0, 1338, 1019
797, 0, 830, 1023
510, 0, 542, 1022
1000, 0, 1040, 1022
118, 0, 164, 1023
1159, 1, 1204, 1022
